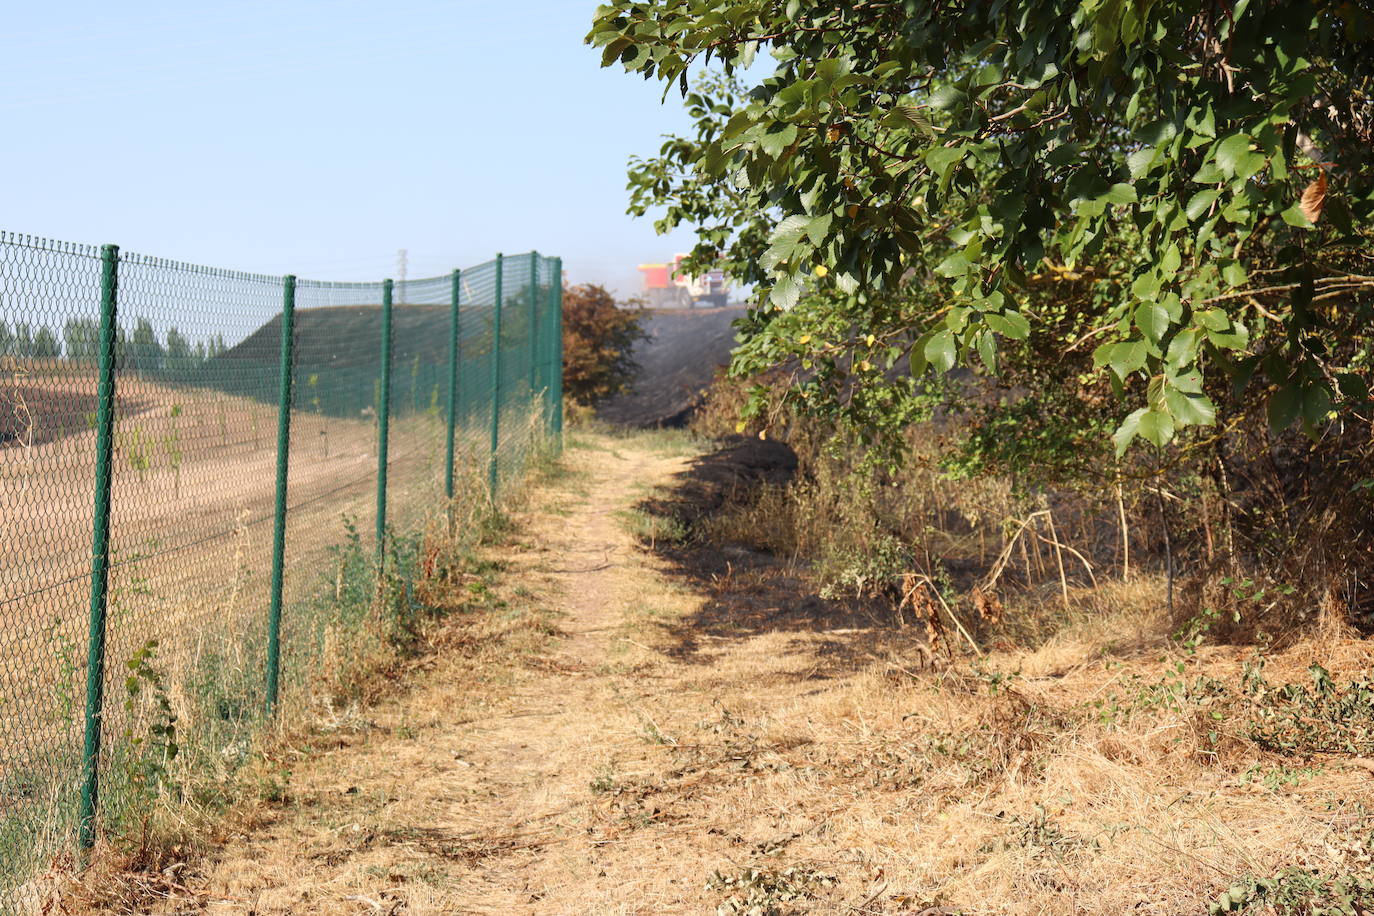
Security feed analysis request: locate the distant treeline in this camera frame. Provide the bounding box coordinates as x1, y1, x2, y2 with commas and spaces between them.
3, 313, 503, 423
0, 317, 227, 370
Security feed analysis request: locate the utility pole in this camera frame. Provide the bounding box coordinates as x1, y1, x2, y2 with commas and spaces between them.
397, 248, 408, 304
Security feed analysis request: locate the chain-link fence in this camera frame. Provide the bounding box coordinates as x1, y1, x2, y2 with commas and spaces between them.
0, 233, 562, 900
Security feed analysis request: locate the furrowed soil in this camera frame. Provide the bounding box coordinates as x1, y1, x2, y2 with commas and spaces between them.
117, 427, 1374, 915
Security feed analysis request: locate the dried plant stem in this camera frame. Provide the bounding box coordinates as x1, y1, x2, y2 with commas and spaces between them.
1018, 526, 1032, 581
1030, 518, 1047, 578
905, 573, 983, 657
1045, 510, 1070, 610
1116, 473, 1130, 581
1029, 527, 1098, 589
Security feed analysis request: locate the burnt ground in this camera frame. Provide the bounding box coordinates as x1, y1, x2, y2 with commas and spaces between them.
596, 305, 744, 428
636, 435, 906, 667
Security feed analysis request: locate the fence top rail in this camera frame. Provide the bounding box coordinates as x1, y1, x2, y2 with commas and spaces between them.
120, 249, 284, 286
0, 227, 546, 287
0, 230, 549, 289
0, 231, 101, 260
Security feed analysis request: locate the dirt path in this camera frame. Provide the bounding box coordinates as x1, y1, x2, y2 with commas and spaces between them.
130, 428, 1374, 916
155, 429, 784, 914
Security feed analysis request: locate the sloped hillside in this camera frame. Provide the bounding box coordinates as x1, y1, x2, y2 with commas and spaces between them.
598, 305, 744, 428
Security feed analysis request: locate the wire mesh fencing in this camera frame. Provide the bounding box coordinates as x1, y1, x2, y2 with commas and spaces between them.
0, 234, 562, 900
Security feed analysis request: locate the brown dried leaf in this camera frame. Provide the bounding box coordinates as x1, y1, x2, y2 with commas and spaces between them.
971, 586, 1004, 626
901, 574, 945, 655
1299, 171, 1328, 224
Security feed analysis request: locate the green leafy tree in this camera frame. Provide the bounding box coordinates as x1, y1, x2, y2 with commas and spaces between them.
590, 1, 1374, 451
13, 323, 34, 359
165, 326, 191, 373
32, 326, 60, 359
128, 317, 165, 374
64, 318, 99, 361
0, 321, 11, 357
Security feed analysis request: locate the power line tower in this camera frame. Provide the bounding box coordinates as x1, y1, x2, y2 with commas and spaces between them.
397, 248, 408, 304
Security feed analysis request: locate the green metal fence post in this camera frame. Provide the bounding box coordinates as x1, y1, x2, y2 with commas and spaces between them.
551, 257, 564, 447
528, 251, 539, 400
264, 275, 296, 716
78, 243, 120, 851
445, 269, 461, 505
487, 254, 504, 500
376, 278, 394, 567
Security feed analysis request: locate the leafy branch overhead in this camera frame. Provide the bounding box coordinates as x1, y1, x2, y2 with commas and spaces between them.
590, 0, 1374, 450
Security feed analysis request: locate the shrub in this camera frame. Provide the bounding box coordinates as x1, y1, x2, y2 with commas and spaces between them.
561, 283, 646, 406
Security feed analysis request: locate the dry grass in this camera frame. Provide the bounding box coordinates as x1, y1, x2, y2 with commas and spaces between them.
20, 416, 560, 915
41, 427, 1374, 915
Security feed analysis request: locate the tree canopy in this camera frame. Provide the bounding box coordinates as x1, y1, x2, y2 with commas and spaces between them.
561, 283, 649, 405
589, 1, 1374, 452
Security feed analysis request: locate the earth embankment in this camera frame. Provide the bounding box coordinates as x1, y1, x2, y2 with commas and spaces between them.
596, 305, 743, 428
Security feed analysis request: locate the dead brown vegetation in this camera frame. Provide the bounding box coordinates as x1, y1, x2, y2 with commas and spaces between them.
42, 427, 1374, 915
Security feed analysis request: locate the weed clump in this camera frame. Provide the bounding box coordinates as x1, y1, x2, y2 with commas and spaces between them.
707, 864, 838, 915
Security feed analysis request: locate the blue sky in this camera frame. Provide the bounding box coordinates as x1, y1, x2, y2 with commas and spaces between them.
1, 1, 702, 296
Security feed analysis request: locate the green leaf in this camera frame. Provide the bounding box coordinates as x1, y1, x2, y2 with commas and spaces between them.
1169, 368, 1203, 393
1127, 147, 1157, 179
1234, 151, 1267, 182
1131, 270, 1162, 303
1185, 189, 1220, 221
1337, 372, 1369, 402
1137, 408, 1176, 446
1165, 328, 1199, 369
984, 310, 1030, 339
934, 252, 971, 278
1135, 301, 1170, 341
1092, 341, 1115, 370
885, 104, 937, 136
1114, 407, 1148, 455
1267, 384, 1301, 432
805, 213, 833, 246
1279, 202, 1314, 228
976, 330, 998, 372
1108, 340, 1149, 379
930, 84, 966, 110
762, 214, 812, 270
1197, 308, 1230, 331
1302, 384, 1332, 426
1186, 103, 1217, 138
924, 329, 957, 372
1192, 162, 1225, 183
1076, 198, 1108, 218
601, 37, 634, 67
1214, 133, 1254, 177
769, 272, 802, 310
909, 336, 930, 375
1134, 119, 1178, 146
1160, 244, 1181, 275
1165, 387, 1216, 426
758, 122, 799, 159
1221, 261, 1247, 288
925, 146, 964, 179
1099, 183, 1138, 205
